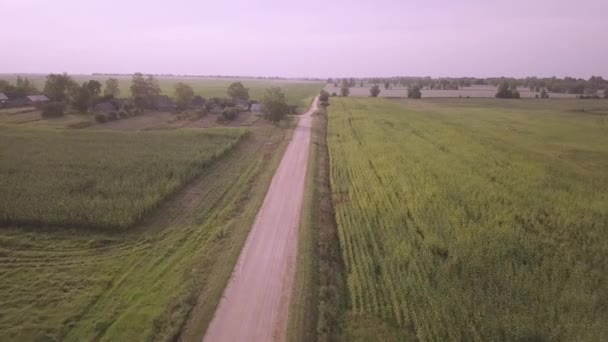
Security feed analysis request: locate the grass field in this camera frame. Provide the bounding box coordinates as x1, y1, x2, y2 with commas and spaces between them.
0, 122, 294, 341
0, 127, 245, 229
326, 97, 608, 341
1, 74, 323, 110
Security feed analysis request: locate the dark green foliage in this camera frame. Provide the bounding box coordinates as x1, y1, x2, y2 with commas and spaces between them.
495, 82, 520, 99
540, 88, 549, 99
370, 85, 381, 97
130, 73, 161, 109
340, 86, 350, 97
227, 82, 250, 102
319, 90, 330, 102
174, 82, 195, 110
40, 102, 65, 118
43, 73, 77, 102
221, 107, 240, 121
95, 113, 107, 123
578, 94, 601, 99
72, 80, 102, 112
104, 78, 120, 97
261, 87, 289, 123
407, 85, 422, 99
0, 77, 38, 99
384, 82, 390, 90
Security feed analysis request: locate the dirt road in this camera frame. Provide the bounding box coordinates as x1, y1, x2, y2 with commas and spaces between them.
203, 97, 319, 342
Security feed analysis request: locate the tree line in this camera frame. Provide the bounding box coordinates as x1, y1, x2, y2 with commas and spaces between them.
327, 76, 608, 95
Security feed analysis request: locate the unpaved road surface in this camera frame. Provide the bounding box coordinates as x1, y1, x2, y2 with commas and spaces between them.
203, 97, 318, 342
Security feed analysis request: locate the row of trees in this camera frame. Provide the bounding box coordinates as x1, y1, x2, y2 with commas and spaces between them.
495, 82, 521, 99
328, 76, 608, 95
0, 77, 39, 98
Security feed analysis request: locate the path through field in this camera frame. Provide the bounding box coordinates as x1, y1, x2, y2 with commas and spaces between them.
203, 97, 319, 342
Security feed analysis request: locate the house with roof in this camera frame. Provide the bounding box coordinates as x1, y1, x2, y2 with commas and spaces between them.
152, 95, 176, 111
26, 95, 49, 104
250, 103, 262, 112
93, 101, 117, 113
235, 100, 250, 111
9, 95, 49, 107
0, 93, 8, 107
190, 96, 206, 109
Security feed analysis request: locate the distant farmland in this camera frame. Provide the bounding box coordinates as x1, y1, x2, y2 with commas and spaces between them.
0, 74, 324, 110
327, 97, 608, 341
324, 84, 581, 98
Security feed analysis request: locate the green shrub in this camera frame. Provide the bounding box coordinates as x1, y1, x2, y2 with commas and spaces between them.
222, 107, 240, 121
107, 112, 118, 121
41, 102, 65, 118
95, 113, 107, 123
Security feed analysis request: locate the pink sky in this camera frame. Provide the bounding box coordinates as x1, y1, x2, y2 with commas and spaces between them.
0, 0, 606, 78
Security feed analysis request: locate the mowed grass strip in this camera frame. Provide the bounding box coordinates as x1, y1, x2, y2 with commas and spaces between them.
0, 127, 245, 229
327, 97, 608, 341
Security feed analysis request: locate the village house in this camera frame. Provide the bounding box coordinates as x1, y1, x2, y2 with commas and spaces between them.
9, 95, 49, 107
0, 93, 8, 107
93, 101, 117, 113
189, 96, 206, 109
235, 100, 250, 111
250, 103, 262, 112
152, 95, 176, 111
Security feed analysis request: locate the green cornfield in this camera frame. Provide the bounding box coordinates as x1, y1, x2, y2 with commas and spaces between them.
0, 127, 245, 230
327, 98, 608, 341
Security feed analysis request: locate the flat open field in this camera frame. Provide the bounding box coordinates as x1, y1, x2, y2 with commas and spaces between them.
0, 116, 296, 340
327, 98, 608, 341
324, 84, 580, 98
1, 74, 324, 110
0, 127, 244, 229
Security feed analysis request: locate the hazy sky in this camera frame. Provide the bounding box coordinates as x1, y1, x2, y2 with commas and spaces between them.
1, 0, 606, 78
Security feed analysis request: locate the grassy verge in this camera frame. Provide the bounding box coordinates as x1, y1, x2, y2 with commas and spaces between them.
288, 105, 346, 342
178, 120, 297, 341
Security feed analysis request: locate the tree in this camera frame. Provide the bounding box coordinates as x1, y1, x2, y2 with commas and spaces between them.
227, 82, 249, 102
495, 82, 512, 98
174, 82, 194, 110
130, 73, 161, 109
71, 80, 102, 112
44, 73, 77, 102
0, 77, 38, 99
360, 81, 364, 87
261, 87, 289, 123
340, 86, 350, 97
407, 85, 422, 99
384, 82, 390, 90
495, 82, 520, 99
370, 85, 381, 97
319, 90, 330, 102
540, 88, 549, 99
104, 78, 120, 97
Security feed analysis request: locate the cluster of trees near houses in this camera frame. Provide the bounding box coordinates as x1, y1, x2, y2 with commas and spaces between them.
0, 73, 295, 123
327, 76, 608, 97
